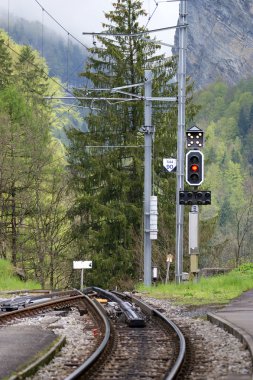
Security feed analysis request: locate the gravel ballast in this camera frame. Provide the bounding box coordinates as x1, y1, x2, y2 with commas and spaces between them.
10, 297, 253, 379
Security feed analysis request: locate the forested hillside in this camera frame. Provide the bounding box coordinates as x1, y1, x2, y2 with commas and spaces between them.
0, 30, 82, 288
1, 0, 252, 290
0, 13, 87, 87
196, 79, 253, 268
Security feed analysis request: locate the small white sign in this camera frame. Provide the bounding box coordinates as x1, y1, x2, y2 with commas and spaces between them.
73, 261, 92, 269
163, 158, 177, 172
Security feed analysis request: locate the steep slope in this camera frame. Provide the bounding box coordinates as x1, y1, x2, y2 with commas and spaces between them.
174, 0, 253, 89
0, 13, 87, 87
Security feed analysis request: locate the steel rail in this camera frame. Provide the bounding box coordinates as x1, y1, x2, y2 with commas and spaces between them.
64, 297, 111, 380
0, 293, 84, 323
113, 291, 186, 380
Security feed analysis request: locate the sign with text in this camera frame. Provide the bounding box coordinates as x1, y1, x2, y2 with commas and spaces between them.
163, 158, 177, 172
73, 261, 92, 269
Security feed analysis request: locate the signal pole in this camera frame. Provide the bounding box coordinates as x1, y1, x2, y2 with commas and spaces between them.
175, 0, 187, 283
143, 70, 153, 286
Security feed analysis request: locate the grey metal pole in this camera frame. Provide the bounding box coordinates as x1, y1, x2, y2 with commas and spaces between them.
189, 205, 199, 281
80, 268, 84, 291
144, 70, 153, 286
175, 0, 187, 284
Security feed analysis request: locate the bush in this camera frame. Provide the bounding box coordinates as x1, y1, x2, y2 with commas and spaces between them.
233, 263, 253, 273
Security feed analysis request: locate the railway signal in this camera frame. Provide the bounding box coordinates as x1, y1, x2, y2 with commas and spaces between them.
179, 191, 211, 205
186, 150, 204, 186
186, 125, 204, 149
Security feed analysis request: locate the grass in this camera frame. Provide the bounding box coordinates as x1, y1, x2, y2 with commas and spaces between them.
0, 259, 40, 291
136, 263, 253, 306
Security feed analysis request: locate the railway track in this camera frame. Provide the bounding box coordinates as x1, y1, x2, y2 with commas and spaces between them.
66, 287, 186, 380
1, 288, 251, 379
0, 288, 186, 380
0, 290, 105, 379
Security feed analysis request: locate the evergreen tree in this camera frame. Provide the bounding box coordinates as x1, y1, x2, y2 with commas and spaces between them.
14, 45, 49, 104
66, 0, 187, 287
0, 32, 13, 89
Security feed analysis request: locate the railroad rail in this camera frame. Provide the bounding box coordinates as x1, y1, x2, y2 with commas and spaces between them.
66, 287, 186, 380
0, 288, 186, 379
0, 290, 106, 379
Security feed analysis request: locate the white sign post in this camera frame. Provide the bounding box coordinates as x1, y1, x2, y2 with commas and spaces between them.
73, 261, 92, 291
165, 254, 174, 284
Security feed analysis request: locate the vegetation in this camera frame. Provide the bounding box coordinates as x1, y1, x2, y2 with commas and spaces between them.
0, 31, 79, 289
196, 80, 253, 269
0, 259, 39, 290
66, 0, 197, 288
0, 0, 253, 291
137, 263, 253, 305
0, 15, 87, 86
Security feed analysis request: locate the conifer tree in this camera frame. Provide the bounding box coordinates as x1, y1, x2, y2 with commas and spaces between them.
0, 33, 13, 89
66, 0, 193, 287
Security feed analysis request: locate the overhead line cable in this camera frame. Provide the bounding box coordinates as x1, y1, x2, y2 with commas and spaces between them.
34, 0, 89, 51
41, 6, 44, 58
3, 41, 74, 97
145, 2, 159, 29
83, 24, 187, 38
79, 145, 144, 148
33, 0, 89, 88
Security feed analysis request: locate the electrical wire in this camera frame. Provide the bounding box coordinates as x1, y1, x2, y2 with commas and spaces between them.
33, 0, 90, 88
145, 2, 159, 29
7, 0, 10, 45
34, 0, 89, 51
41, 6, 44, 58
79, 145, 144, 148
3, 40, 74, 97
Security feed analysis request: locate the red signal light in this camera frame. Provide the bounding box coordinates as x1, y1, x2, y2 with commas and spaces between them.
191, 164, 199, 172
186, 150, 204, 186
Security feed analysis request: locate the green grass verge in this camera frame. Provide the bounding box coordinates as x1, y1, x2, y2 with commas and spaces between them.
0, 259, 40, 291
136, 263, 253, 306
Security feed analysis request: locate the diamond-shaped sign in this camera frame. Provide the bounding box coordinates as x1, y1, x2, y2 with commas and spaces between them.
163, 158, 177, 172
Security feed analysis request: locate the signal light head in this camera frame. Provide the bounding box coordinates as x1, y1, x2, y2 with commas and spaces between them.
186, 126, 204, 148
179, 191, 211, 205
186, 150, 204, 186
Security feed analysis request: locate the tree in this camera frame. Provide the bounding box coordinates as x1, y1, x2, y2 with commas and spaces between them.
66, 0, 196, 288
0, 85, 52, 266
0, 36, 77, 287
0, 32, 13, 89
14, 45, 49, 105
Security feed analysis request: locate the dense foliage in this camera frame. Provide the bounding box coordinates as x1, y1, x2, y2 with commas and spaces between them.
196, 80, 253, 268
0, 31, 78, 288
